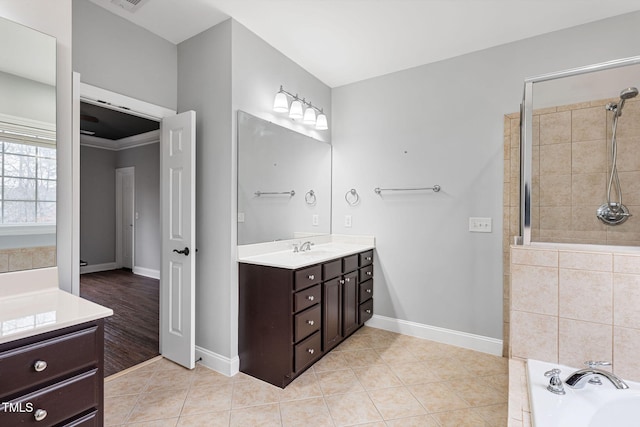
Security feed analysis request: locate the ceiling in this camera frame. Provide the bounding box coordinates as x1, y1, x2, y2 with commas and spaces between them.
89, 0, 640, 88
80, 102, 159, 140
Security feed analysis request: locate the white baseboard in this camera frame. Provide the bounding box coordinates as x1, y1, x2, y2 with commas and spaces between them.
80, 262, 117, 274
366, 314, 503, 356
133, 266, 160, 280
195, 346, 240, 377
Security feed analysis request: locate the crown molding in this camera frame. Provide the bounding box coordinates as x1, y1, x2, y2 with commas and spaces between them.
80, 129, 159, 151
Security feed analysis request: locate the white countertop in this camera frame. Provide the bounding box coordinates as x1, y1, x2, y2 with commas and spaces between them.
238, 235, 375, 269
0, 267, 113, 345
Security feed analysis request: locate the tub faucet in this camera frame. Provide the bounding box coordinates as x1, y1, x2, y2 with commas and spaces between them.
565, 361, 629, 390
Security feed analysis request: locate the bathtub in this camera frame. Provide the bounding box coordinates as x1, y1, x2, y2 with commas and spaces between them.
527, 359, 640, 427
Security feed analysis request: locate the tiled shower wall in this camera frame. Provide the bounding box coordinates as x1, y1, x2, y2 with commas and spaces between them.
503, 98, 640, 356
509, 245, 640, 383
504, 99, 640, 382
0, 246, 56, 272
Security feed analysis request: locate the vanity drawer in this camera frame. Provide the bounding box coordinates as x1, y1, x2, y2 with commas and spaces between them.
343, 255, 359, 273
359, 298, 374, 324
323, 259, 342, 280
294, 284, 321, 312
0, 368, 98, 426
294, 304, 321, 342
63, 410, 99, 427
294, 265, 322, 290
294, 331, 321, 373
360, 265, 373, 282
359, 251, 374, 267
0, 326, 99, 398
359, 279, 374, 303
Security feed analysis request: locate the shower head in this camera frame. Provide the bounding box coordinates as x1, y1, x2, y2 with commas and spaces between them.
620, 87, 638, 100
615, 87, 638, 117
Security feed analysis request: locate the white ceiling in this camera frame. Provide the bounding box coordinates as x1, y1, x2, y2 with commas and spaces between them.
89, 0, 640, 88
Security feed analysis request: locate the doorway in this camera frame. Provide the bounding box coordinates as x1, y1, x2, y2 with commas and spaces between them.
74, 78, 197, 374
78, 100, 161, 375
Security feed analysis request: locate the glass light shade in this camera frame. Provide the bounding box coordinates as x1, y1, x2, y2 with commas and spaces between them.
315, 113, 328, 130
303, 107, 316, 124
273, 92, 289, 112
289, 99, 303, 119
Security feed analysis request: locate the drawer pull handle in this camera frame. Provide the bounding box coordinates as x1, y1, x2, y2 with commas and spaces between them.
366, 256, 372, 261
34, 409, 47, 422
365, 309, 372, 314
307, 348, 315, 354
307, 295, 315, 301
307, 320, 315, 326
308, 274, 315, 280
366, 271, 372, 276
366, 289, 372, 293
34, 360, 48, 372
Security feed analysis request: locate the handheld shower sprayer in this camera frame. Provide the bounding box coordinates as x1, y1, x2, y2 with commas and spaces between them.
597, 87, 638, 225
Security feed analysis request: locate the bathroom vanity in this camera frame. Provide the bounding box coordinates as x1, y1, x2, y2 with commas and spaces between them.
0, 268, 112, 426
238, 239, 374, 388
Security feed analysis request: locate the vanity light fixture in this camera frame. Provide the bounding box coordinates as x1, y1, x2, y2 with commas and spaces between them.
273, 85, 328, 130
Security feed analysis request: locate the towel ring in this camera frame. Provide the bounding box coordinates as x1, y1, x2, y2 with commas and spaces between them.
345, 189, 360, 206
305, 190, 317, 205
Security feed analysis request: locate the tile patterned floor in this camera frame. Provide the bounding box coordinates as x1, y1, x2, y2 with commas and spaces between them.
104, 327, 508, 426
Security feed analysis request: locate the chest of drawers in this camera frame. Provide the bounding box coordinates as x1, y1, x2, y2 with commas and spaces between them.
239, 250, 374, 388
0, 320, 105, 426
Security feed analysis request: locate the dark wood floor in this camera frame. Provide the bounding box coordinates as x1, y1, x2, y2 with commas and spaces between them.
80, 269, 160, 377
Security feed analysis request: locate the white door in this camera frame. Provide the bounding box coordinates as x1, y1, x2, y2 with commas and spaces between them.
116, 167, 135, 269
160, 111, 196, 369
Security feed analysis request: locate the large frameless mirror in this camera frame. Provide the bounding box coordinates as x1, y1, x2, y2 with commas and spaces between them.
0, 16, 57, 271
521, 57, 640, 246
237, 111, 331, 245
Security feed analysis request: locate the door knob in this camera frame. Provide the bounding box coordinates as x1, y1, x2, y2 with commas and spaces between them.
173, 247, 190, 256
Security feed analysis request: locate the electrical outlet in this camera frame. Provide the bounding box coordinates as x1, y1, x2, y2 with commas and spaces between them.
345, 215, 352, 228
469, 217, 492, 233
237, 212, 245, 223
312, 214, 319, 226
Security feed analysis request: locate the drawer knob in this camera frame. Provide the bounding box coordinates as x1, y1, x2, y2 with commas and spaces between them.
307, 320, 315, 326
34, 409, 47, 422
34, 360, 48, 372
340, 279, 345, 285
366, 256, 372, 261
365, 309, 372, 314
366, 271, 372, 276
307, 295, 315, 301
307, 348, 315, 354
366, 289, 372, 293
345, 277, 351, 282
308, 274, 315, 280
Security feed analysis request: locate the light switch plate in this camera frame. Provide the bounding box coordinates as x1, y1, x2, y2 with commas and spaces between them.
469, 217, 492, 233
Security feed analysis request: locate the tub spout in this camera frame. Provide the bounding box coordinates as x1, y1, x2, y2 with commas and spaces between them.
565, 361, 628, 390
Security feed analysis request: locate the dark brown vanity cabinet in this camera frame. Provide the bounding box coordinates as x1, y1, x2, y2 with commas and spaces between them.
239, 250, 374, 388
0, 320, 105, 427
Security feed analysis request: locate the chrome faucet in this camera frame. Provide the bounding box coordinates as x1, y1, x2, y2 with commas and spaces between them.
299, 241, 314, 252
565, 361, 629, 390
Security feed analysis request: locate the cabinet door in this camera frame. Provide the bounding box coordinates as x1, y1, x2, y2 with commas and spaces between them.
322, 278, 342, 351
342, 271, 359, 337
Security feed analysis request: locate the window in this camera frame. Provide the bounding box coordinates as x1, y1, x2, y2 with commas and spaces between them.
0, 121, 56, 226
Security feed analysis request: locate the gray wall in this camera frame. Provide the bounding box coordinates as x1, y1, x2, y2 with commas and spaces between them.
178, 19, 233, 356
72, 0, 177, 110
177, 19, 332, 359
332, 11, 640, 340
116, 143, 160, 272
80, 146, 116, 265
80, 144, 160, 272
0, 72, 55, 123
0, 0, 73, 291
